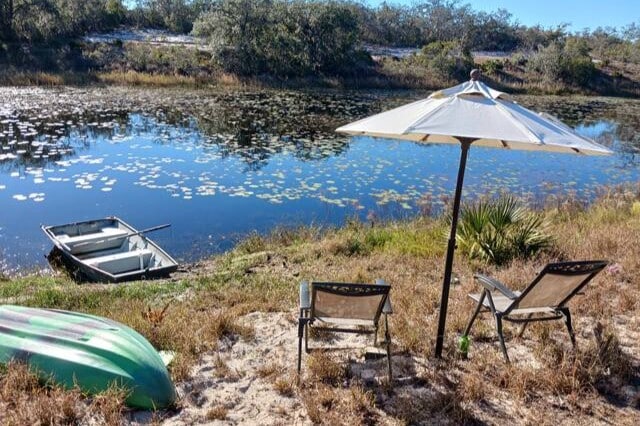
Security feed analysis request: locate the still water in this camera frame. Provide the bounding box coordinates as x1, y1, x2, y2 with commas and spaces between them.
1, 87, 639, 275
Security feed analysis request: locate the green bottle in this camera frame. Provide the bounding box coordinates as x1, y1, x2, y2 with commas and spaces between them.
458, 335, 470, 358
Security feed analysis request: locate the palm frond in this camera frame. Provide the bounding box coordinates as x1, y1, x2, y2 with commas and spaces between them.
454, 196, 552, 265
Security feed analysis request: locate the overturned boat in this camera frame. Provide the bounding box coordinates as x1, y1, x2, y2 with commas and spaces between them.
0, 305, 177, 409
42, 217, 178, 283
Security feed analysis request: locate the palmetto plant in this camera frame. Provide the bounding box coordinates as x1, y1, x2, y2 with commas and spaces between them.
455, 196, 552, 265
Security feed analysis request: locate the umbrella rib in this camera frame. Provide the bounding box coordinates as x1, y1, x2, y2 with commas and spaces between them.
493, 100, 544, 144
539, 112, 604, 146
404, 97, 454, 135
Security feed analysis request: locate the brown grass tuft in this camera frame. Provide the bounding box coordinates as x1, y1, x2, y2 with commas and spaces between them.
90, 383, 128, 426
96, 71, 202, 87
307, 352, 348, 386
0, 362, 90, 425
274, 375, 296, 397
256, 362, 286, 379
458, 372, 486, 402
206, 404, 228, 420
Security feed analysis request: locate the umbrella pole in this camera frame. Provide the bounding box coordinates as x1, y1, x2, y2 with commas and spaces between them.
435, 139, 472, 358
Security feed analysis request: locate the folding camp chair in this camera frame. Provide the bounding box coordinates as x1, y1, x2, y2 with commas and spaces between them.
463, 260, 607, 362
297, 279, 393, 381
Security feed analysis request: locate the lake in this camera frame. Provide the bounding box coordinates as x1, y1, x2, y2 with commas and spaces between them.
1, 86, 639, 275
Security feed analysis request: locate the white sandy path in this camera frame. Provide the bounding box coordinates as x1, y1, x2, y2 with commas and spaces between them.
131, 310, 394, 426
160, 311, 311, 425
125, 308, 640, 425
123, 305, 404, 426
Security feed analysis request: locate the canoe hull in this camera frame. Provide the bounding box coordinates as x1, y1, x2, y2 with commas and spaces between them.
0, 305, 177, 409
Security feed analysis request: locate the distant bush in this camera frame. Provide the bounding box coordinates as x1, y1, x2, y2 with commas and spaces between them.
83, 43, 211, 77
1, 0, 125, 42
417, 40, 474, 81
527, 38, 596, 86
584, 27, 640, 65
527, 42, 564, 82
128, 0, 196, 33
480, 59, 503, 75
122, 44, 206, 76
193, 0, 368, 77
455, 196, 552, 265
509, 51, 528, 67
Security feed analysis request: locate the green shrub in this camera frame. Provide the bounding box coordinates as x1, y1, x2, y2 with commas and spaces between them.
418, 40, 474, 81
480, 59, 503, 75
510, 51, 528, 67
527, 38, 596, 86
455, 196, 552, 265
121, 44, 205, 76
527, 42, 564, 82
193, 0, 365, 77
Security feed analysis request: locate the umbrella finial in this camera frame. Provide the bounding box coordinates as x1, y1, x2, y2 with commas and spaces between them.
470, 69, 481, 81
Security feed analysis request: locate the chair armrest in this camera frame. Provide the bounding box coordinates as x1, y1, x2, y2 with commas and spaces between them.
299, 280, 311, 310
474, 274, 517, 299
376, 278, 393, 314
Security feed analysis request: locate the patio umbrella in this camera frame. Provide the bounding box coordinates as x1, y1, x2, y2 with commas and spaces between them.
336, 70, 613, 358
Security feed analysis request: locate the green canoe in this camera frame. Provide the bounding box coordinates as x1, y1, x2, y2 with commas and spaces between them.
0, 305, 177, 409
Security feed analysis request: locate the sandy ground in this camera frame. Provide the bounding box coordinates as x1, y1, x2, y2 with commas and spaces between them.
126, 310, 403, 425
165, 312, 311, 425
118, 306, 640, 426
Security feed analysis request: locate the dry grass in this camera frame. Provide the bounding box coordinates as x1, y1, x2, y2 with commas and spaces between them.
300, 383, 379, 425
306, 351, 348, 386
90, 383, 129, 425
256, 362, 286, 379
96, 71, 206, 87
205, 404, 228, 420
211, 353, 229, 373
1, 187, 639, 423
0, 362, 128, 425
273, 376, 296, 397
0, 71, 95, 86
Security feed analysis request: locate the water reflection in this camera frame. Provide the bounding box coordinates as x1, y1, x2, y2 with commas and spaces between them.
1, 87, 640, 274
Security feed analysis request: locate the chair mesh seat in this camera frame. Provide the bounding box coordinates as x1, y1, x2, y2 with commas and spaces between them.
298, 280, 393, 382
464, 260, 607, 362
468, 292, 521, 313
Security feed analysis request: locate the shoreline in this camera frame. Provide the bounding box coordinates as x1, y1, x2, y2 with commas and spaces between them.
0, 69, 639, 98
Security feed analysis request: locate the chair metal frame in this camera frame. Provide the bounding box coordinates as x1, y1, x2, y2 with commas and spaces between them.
463, 260, 607, 362
297, 279, 393, 382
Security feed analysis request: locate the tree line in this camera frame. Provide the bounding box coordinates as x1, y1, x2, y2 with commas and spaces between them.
1, 0, 639, 83
2, 1, 638, 48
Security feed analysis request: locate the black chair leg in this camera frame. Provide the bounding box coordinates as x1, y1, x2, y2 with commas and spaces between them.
298, 317, 312, 378
384, 315, 392, 382
559, 308, 576, 348
304, 321, 309, 353
463, 291, 486, 336
297, 320, 305, 376
496, 315, 510, 363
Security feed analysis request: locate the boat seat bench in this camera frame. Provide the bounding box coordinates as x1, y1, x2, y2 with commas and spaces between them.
86, 249, 153, 274
57, 227, 129, 254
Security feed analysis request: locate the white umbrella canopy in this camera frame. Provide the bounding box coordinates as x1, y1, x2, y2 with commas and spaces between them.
337, 78, 612, 155
335, 71, 613, 358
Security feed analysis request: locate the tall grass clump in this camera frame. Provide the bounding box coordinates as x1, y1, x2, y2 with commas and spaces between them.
455, 196, 552, 265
